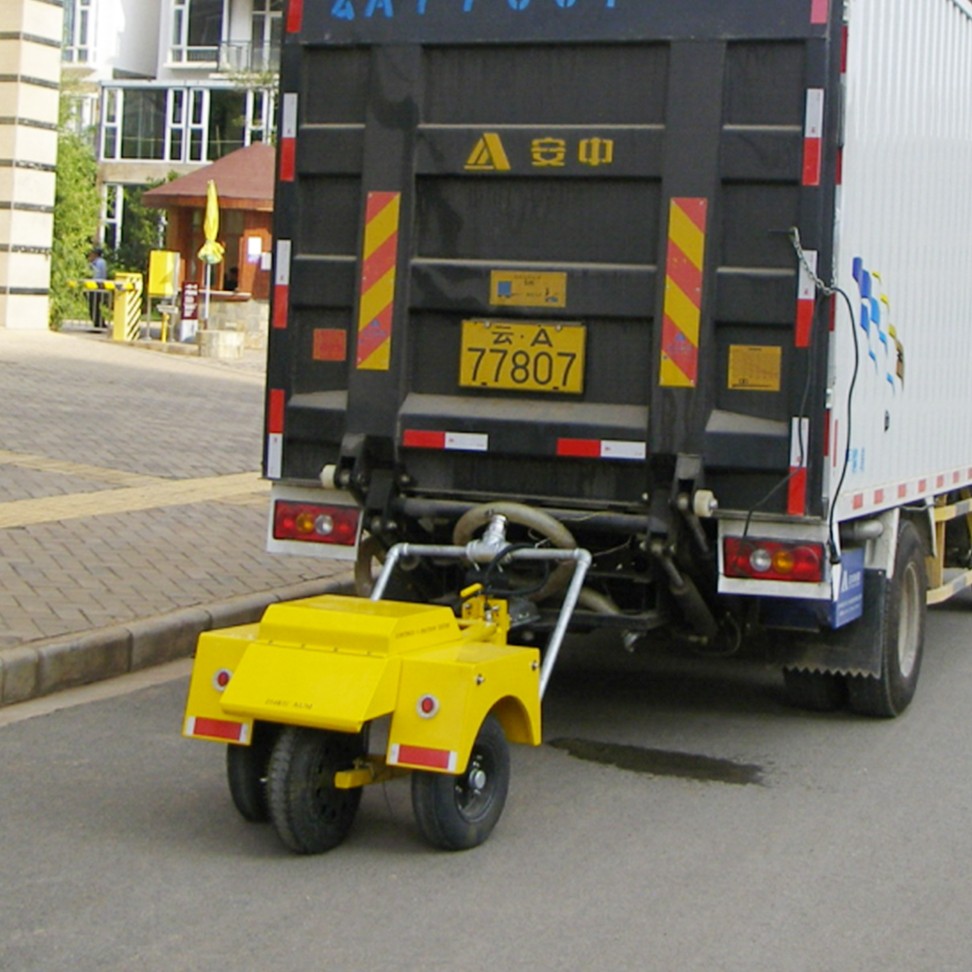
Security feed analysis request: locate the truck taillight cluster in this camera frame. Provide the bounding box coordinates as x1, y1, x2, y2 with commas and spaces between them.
724, 538, 824, 583
272, 501, 360, 547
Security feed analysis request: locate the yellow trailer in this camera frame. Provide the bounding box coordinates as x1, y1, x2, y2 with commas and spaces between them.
183, 514, 590, 852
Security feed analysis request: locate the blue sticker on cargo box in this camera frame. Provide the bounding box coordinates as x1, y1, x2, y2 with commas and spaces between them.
490, 270, 567, 308
831, 547, 864, 628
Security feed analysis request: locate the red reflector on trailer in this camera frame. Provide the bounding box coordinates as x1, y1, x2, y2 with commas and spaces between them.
272, 501, 360, 546
391, 744, 456, 771
188, 717, 247, 742
724, 538, 824, 583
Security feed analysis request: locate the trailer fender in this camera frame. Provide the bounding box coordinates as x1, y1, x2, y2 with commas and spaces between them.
387, 642, 541, 776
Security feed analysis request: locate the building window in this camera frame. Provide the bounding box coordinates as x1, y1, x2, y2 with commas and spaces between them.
220, 0, 281, 73
171, 0, 225, 65
100, 84, 274, 164
121, 90, 167, 160
251, 0, 282, 71
208, 90, 246, 159
63, 0, 93, 64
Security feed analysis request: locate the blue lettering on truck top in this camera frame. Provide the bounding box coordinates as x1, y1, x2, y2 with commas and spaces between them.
329, 0, 618, 19
304, 2, 822, 46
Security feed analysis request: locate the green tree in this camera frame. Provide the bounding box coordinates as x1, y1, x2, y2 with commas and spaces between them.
50, 87, 101, 329
107, 182, 167, 274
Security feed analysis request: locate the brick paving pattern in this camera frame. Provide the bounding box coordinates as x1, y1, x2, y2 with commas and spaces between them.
0, 329, 350, 660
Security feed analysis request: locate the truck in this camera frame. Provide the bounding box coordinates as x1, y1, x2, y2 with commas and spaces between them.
183, 0, 972, 851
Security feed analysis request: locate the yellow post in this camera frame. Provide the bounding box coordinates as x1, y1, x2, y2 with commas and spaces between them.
111, 273, 144, 343
148, 251, 181, 344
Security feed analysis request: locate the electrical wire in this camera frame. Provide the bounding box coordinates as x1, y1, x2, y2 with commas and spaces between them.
788, 226, 861, 564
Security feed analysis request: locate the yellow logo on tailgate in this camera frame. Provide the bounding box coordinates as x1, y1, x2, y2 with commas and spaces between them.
465, 133, 512, 172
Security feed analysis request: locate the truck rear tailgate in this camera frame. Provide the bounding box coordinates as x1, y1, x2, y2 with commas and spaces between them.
268, 1, 838, 516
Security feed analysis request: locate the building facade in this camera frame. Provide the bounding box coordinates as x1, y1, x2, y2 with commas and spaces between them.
0, 0, 62, 330
63, 0, 279, 252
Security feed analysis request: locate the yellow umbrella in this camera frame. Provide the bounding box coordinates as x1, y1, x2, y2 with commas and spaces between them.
197, 179, 224, 326
197, 180, 224, 266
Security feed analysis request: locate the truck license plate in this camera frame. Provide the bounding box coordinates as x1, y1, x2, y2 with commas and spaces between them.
459, 320, 586, 394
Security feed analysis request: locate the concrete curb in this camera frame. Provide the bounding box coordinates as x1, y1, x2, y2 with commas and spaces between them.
0, 575, 354, 707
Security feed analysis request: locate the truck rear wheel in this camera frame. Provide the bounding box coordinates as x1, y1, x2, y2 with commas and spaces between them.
847, 521, 927, 718
267, 726, 365, 854
411, 715, 510, 851
226, 723, 277, 822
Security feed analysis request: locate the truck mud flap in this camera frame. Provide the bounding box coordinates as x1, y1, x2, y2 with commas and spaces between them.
775, 570, 886, 678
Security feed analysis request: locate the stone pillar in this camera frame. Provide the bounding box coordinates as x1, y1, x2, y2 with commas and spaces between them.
0, 0, 61, 330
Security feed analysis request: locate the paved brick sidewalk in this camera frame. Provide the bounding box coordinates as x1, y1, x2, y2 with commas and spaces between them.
0, 328, 351, 705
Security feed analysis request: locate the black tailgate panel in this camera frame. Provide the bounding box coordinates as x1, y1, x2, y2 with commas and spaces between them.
269, 1, 840, 515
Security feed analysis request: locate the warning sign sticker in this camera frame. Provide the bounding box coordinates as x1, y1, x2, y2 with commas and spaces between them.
727, 345, 782, 392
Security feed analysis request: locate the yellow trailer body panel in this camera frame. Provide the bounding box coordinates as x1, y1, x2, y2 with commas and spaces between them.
182, 594, 541, 774
182, 624, 257, 744
219, 643, 401, 734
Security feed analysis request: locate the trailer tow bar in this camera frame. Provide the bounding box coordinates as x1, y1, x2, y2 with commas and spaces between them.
371, 514, 592, 699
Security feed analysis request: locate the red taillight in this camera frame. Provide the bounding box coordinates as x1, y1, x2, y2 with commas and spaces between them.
213, 669, 232, 691
724, 538, 824, 583
417, 695, 439, 719
272, 501, 360, 546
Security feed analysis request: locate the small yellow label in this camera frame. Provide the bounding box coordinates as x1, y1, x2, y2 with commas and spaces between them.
490, 270, 567, 309
728, 345, 782, 392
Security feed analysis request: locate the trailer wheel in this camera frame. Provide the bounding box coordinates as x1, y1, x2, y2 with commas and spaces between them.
782, 668, 847, 712
226, 723, 277, 822
847, 521, 927, 718
267, 726, 364, 854
411, 715, 510, 851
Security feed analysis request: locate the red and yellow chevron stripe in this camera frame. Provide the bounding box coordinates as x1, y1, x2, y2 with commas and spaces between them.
659, 197, 708, 389
356, 191, 401, 371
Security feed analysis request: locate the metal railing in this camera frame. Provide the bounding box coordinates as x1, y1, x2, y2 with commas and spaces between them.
218, 41, 281, 74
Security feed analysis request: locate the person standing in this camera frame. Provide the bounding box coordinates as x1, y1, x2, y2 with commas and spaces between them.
87, 246, 108, 328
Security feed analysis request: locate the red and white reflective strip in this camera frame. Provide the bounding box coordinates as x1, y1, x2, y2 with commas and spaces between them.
787, 417, 809, 516
840, 469, 972, 518
272, 239, 292, 330
557, 438, 646, 462
279, 93, 298, 183
401, 429, 646, 461
402, 429, 488, 453
266, 387, 285, 479
836, 25, 848, 187
184, 716, 249, 744
795, 247, 817, 348
388, 743, 458, 773
285, 0, 303, 34
802, 89, 824, 187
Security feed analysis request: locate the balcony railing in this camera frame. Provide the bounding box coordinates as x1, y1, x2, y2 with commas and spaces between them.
218, 41, 281, 74
169, 45, 220, 65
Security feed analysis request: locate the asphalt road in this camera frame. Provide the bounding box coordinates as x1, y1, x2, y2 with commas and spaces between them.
5, 595, 972, 972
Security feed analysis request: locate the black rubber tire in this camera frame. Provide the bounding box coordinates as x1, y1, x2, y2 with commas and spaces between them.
226, 723, 278, 823
782, 668, 847, 712
267, 726, 364, 854
411, 715, 510, 851
848, 520, 927, 718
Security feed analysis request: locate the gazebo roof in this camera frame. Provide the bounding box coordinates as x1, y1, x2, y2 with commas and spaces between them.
142, 143, 275, 212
